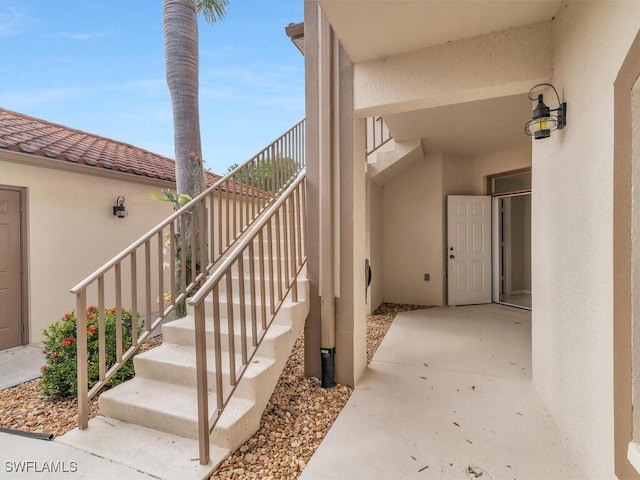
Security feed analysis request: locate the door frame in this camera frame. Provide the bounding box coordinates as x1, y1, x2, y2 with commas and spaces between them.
491, 191, 532, 310
0, 185, 29, 346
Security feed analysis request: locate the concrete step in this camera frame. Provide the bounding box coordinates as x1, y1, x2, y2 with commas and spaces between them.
99, 376, 255, 443
212, 271, 308, 301
132, 342, 276, 394
161, 314, 293, 353
94, 274, 309, 471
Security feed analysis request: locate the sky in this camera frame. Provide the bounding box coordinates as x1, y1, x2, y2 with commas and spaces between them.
0, 0, 304, 174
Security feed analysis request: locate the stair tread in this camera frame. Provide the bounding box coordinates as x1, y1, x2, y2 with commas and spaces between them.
100, 377, 254, 422
163, 315, 292, 336
136, 342, 275, 376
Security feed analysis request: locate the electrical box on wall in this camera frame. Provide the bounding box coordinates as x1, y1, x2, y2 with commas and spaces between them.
424, 273, 430, 281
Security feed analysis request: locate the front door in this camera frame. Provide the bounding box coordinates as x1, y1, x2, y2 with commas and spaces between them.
447, 195, 492, 306
0, 189, 22, 350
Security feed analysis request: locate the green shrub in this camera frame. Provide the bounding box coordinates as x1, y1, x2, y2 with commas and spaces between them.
41, 306, 140, 398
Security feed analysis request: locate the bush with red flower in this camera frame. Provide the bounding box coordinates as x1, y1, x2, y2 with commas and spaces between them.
41, 306, 141, 398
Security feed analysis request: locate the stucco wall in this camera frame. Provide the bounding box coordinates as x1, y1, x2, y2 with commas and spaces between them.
1, 156, 175, 342
532, 2, 640, 477
470, 143, 531, 194
382, 153, 444, 306
353, 22, 552, 116
366, 179, 384, 313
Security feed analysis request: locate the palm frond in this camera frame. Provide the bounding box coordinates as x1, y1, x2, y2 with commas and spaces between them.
195, 0, 229, 23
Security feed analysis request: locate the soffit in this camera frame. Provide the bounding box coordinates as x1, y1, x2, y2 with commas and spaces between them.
319, 0, 562, 63
384, 93, 532, 156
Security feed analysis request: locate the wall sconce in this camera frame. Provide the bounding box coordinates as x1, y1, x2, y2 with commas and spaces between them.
112, 196, 128, 218
524, 83, 567, 139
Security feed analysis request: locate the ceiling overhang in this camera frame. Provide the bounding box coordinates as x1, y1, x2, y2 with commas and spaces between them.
318, 0, 562, 63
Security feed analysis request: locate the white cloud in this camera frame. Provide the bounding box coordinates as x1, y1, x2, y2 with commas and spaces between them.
0, 7, 23, 37
54, 31, 112, 41
199, 62, 303, 111
126, 78, 167, 93
0, 87, 86, 110
0, 79, 167, 112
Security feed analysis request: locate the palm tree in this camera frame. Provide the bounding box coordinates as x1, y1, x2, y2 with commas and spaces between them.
163, 0, 228, 314
163, 0, 228, 200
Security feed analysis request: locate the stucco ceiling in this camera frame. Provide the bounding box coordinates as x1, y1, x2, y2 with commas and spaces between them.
384, 93, 532, 156
319, 0, 562, 63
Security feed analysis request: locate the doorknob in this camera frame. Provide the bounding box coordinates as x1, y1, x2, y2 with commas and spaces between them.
450, 255, 455, 259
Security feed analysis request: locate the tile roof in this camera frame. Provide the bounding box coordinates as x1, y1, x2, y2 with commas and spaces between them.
0, 107, 221, 185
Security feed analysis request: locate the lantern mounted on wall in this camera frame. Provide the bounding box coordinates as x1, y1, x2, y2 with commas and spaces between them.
112, 196, 128, 218
524, 83, 567, 139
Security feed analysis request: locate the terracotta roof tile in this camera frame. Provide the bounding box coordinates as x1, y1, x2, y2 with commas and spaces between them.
0, 107, 222, 185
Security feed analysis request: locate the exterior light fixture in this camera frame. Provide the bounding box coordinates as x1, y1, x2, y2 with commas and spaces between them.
113, 196, 128, 218
524, 83, 567, 139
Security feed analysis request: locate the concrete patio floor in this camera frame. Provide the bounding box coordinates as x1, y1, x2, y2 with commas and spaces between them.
0, 343, 43, 389
300, 304, 584, 480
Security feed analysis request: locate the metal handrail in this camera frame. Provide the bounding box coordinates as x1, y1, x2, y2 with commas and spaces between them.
366, 115, 393, 156
72, 120, 305, 429
189, 170, 306, 465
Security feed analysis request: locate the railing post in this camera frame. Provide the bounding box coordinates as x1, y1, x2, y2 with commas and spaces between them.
271, 145, 277, 195
289, 193, 298, 303
194, 301, 210, 465
76, 290, 88, 430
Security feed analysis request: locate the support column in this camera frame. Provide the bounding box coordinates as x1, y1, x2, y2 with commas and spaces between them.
304, 1, 367, 387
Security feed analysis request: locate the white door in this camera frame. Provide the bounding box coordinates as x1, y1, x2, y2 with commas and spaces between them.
447, 195, 492, 306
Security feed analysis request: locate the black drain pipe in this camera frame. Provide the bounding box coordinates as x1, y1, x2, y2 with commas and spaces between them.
321, 347, 336, 388
0, 426, 54, 441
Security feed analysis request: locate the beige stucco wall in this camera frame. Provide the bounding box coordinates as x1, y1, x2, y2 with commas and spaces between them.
470, 143, 531, 194
1, 154, 176, 343
532, 2, 640, 477
382, 153, 444, 306
353, 22, 552, 117
366, 179, 384, 313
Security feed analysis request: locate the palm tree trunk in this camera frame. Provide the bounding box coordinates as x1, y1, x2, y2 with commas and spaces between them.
163, 0, 206, 315
163, 0, 205, 199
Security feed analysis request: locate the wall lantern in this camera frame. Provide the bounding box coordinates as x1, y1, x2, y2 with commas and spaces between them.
524, 83, 567, 139
112, 196, 128, 218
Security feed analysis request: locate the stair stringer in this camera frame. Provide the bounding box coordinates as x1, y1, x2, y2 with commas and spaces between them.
368, 138, 423, 185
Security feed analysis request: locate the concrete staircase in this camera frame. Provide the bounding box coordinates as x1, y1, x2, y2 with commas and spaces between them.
58, 270, 309, 480
367, 138, 424, 185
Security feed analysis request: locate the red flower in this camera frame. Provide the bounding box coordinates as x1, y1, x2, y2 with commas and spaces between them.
87, 326, 97, 335
87, 306, 97, 313
189, 151, 196, 158
63, 313, 71, 321
49, 352, 58, 360
61, 336, 75, 348
40, 365, 47, 373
